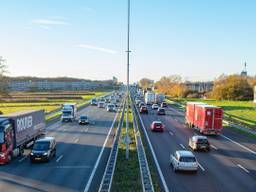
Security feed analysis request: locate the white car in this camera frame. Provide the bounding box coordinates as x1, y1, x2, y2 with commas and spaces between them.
98, 102, 105, 108
152, 104, 159, 110
106, 104, 116, 112
170, 150, 198, 173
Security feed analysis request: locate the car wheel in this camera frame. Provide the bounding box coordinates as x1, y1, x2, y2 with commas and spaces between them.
173, 166, 178, 173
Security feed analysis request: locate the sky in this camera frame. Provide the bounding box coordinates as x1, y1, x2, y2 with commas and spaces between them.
0, 0, 255, 83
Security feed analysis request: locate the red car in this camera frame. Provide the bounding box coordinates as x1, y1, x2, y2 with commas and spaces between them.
140, 106, 148, 114
151, 121, 165, 132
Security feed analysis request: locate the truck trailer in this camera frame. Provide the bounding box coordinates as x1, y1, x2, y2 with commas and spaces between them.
61, 103, 77, 122
145, 92, 155, 105
155, 93, 165, 104
185, 102, 223, 135
0, 110, 46, 164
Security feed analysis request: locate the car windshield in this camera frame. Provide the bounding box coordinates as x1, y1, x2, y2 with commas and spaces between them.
63, 111, 71, 116
197, 139, 208, 144
33, 142, 50, 151
180, 156, 196, 162
159, 109, 164, 112
80, 116, 87, 120
155, 123, 162, 126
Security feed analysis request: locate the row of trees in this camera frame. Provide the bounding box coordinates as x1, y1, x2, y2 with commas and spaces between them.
139, 74, 256, 101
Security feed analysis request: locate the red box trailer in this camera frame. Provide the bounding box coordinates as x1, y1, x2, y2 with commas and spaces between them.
186, 103, 223, 135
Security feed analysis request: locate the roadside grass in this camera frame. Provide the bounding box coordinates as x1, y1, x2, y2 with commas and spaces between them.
0, 92, 109, 115
112, 105, 142, 192
133, 106, 162, 191
168, 98, 256, 128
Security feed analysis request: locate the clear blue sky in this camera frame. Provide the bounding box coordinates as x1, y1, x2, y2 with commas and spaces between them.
0, 0, 255, 82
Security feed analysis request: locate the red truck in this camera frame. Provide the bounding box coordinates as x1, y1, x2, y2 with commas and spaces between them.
0, 110, 46, 164
185, 102, 223, 135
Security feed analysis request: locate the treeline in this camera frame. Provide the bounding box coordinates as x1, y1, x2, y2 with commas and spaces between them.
139, 74, 256, 101
211, 75, 255, 100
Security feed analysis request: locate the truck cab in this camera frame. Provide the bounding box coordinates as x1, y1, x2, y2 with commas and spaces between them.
0, 118, 14, 164
61, 104, 77, 122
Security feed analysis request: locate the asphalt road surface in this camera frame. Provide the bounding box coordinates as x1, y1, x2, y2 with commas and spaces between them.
133, 92, 256, 192
0, 103, 121, 192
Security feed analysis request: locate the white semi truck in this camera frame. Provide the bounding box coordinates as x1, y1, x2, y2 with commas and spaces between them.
61, 103, 77, 122
145, 92, 155, 105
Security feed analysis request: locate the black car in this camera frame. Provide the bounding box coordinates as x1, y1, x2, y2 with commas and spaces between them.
157, 108, 166, 115
139, 102, 145, 108
161, 102, 168, 108
30, 137, 56, 163
79, 115, 89, 125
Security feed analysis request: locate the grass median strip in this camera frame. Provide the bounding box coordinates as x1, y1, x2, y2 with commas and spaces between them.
111, 105, 142, 191
133, 108, 162, 192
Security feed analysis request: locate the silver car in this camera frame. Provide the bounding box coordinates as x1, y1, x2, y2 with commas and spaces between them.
170, 150, 198, 173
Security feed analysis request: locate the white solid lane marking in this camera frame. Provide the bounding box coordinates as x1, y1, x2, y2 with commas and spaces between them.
56, 165, 91, 169
84, 110, 119, 192
198, 162, 205, 171
180, 144, 186, 149
210, 144, 218, 150
74, 138, 79, 143
237, 164, 250, 173
18, 156, 27, 163
56, 155, 63, 163
221, 134, 256, 155
169, 131, 174, 136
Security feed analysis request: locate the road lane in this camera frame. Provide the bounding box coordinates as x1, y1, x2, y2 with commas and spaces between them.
134, 98, 256, 192
0, 101, 121, 192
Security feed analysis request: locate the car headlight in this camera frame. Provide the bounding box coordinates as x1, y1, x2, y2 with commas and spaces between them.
0, 152, 5, 158
30, 152, 34, 156
43, 152, 48, 156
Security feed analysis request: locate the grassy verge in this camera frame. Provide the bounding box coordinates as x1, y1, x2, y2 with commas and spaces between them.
111, 105, 142, 191
133, 106, 162, 191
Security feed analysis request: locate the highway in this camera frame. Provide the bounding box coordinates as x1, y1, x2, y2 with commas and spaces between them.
132, 91, 256, 192
0, 100, 122, 192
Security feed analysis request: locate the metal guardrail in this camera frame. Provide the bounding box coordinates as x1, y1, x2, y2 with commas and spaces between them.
132, 104, 154, 192
98, 101, 126, 192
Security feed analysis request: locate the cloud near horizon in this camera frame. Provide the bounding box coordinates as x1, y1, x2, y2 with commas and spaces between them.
32, 19, 70, 26
77, 44, 117, 54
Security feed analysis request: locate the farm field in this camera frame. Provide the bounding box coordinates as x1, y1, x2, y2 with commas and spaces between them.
0, 91, 108, 115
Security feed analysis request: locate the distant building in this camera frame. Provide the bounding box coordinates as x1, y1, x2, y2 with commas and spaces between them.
185, 82, 213, 93
7, 78, 114, 91
241, 62, 248, 77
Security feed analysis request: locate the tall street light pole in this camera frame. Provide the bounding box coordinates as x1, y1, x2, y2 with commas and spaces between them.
125, 0, 131, 160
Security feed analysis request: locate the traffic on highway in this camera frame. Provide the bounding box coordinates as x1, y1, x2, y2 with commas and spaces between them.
131, 87, 256, 192
0, 1, 256, 192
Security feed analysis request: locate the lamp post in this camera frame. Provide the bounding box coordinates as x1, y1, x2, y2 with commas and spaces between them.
125, 0, 131, 160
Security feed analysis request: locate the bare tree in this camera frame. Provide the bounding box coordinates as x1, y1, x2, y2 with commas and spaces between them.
0, 56, 9, 95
